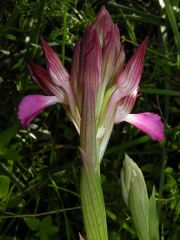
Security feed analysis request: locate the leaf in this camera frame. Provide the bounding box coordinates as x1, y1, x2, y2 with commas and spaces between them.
24, 217, 40, 231
148, 187, 159, 240
40, 216, 52, 228
0, 175, 10, 199
0, 175, 10, 212
39, 216, 59, 239
45, 226, 59, 235
2, 148, 21, 161
0, 127, 17, 147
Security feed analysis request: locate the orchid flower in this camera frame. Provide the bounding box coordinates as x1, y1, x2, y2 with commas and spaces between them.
18, 6, 164, 164
18, 6, 164, 239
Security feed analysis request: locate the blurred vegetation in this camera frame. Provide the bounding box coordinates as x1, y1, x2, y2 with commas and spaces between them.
0, 0, 179, 239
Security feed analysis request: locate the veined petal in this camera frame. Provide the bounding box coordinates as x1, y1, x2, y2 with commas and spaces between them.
124, 112, 164, 141
18, 95, 58, 127
113, 46, 125, 78
40, 38, 77, 117
82, 29, 102, 94
28, 63, 67, 104
104, 24, 121, 50
80, 81, 97, 165
114, 88, 138, 123
28, 63, 52, 95
102, 25, 121, 88
78, 25, 97, 90
40, 37, 70, 88
116, 38, 148, 94
80, 30, 101, 164
70, 40, 81, 96
95, 6, 113, 46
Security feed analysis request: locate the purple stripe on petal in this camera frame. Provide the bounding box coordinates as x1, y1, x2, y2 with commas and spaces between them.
114, 88, 138, 123
102, 25, 122, 88
116, 38, 148, 95
95, 6, 114, 46
40, 37, 69, 88
28, 63, 67, 104
70, 40, 81, 99
114, 46, 125, 78
40, 38, 76, 112
28, 63, 52, 95
82, 30, 102, 94
18, 95, 58, 127
124, 112, 164, 141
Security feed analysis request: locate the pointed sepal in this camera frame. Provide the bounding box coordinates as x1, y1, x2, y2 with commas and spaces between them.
116, 38, 148, 95
40, 37, 69, 88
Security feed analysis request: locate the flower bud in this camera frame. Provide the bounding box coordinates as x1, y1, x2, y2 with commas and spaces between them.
121, 154, 159, 240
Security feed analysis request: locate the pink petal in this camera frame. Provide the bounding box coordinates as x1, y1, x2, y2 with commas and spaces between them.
28, 63, 67, 104
113, 46, 125, 77
124, 112, 164, 141
40, 37, 70, 88
18, 95, 58, 127
114, 88, 138, 123
95, 6, 114, 46
102, 25, 122, 88
80, 30, 101, 159
28, 63, 53, 95
116, 38, 148, 95
81, 28, 102, 93
70, 40, 81, 97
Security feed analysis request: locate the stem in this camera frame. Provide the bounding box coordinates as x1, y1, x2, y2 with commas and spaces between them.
79, 64, 108, 239
80, 161, 108, 240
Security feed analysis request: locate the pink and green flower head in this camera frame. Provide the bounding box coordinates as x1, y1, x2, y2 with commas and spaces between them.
18, 6, 164, 162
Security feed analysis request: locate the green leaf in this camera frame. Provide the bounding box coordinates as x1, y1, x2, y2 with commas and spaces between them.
107, 1, 169, 26
37, 231, 48, 240
38, 216, 59, 239
2, 148, 21, 161
0, 175, 10, 212
40, 216, 52, 228
0, 127, 17, 147
44, 226, 59, 235
164, 0, 180, 68
0, 175, 10, 198
148, 187, 159, 240
24, 217, 40, 231
130, 177, 150, 240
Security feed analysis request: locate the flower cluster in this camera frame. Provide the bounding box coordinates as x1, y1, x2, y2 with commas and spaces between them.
18, 6, 164, 163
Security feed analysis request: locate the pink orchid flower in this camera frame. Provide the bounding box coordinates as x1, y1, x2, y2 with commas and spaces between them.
18, 6, 164, 162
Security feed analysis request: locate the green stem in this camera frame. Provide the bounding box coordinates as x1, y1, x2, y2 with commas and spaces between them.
80, 162, 108, 240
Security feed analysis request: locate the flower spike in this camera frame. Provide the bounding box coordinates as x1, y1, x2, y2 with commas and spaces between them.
18, 6, 164, 150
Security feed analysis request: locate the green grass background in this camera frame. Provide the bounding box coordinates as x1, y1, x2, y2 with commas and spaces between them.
0, 0, 179, 239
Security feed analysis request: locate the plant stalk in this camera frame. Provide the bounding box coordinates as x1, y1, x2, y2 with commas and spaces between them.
80, 161, 108, 240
